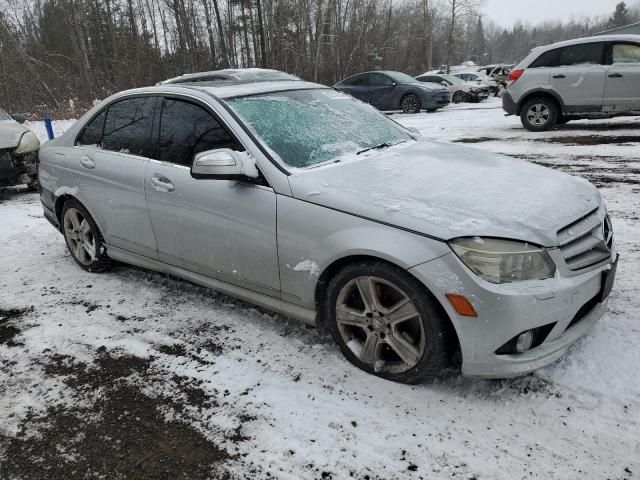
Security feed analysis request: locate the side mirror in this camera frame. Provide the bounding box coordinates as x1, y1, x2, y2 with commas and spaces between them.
191, 148, 251, 180
11, 114, 26, 124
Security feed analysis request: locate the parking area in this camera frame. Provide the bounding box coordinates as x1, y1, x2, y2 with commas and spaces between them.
1, 100, 639, 479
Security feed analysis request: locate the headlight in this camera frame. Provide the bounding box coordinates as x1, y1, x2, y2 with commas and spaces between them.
449, 237, 556, 284
15, 131, 40, 154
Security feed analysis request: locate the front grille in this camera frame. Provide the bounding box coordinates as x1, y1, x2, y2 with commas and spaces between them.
557, 209, 613, 271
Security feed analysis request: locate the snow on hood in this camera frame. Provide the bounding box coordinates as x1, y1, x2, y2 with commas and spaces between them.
0, 121, 29, 150
288, 141, 601, 247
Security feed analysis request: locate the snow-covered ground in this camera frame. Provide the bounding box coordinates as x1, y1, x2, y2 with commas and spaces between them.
1, 100, 638, 479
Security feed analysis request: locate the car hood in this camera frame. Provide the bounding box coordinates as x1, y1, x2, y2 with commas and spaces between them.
288, 141, 601, 247
0, 121, 29, 150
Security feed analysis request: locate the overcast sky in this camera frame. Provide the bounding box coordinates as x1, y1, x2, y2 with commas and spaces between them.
483, 0, 625, 27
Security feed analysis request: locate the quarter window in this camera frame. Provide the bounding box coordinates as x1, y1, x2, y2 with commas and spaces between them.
613, 43, 640, 64
102, 97, 155, 156
76, 109, 106, 147
158, 98, 241, 166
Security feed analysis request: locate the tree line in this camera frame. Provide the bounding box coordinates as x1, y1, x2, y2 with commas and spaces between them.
0, 0, 637, 117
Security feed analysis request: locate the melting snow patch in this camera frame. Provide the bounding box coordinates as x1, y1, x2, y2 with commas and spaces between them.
291, 259, 320, 277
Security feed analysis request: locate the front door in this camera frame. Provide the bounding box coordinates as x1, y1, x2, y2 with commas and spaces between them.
144, 97, 280, 296
604, 42, 640, 112
72, 96, 158, 258
368, 73, 397, 110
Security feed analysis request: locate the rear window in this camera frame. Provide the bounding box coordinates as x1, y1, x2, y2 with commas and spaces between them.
530, 43, 605, 68
102, 97, 156, 157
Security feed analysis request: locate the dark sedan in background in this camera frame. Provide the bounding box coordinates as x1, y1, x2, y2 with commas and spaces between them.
333, 71, 450, 114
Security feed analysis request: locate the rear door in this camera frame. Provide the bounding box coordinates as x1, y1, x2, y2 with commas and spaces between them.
368, 73, 398, 110
548, 43, 607, 112
72, 96, 158, 258
144, 96, 280, 296
604, 42, 640, 111
336, 74, 371, 103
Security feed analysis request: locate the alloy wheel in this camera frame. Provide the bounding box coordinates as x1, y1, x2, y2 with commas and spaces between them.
526, 103, 550, 127
452, 91, 465, 103
401, 95, 420, 114
335, 276, 426, 374
63, 207, 97, 266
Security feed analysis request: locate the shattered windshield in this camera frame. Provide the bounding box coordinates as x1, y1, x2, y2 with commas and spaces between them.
0, 108, 11, 121
227, 89, 412, 168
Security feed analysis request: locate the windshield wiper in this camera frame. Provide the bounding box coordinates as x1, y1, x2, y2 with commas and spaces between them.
356, 139, 406, 155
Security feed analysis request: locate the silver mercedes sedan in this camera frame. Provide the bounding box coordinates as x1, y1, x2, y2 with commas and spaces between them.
38, 81, 618, 383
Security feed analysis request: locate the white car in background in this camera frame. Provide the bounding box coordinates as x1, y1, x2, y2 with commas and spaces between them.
452, 72, 501, 96
416, 73, 489, 103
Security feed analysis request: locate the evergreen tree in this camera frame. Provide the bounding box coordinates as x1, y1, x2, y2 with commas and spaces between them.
609, 2, 631, 28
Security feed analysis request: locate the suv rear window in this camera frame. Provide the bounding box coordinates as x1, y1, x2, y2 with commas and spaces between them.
530, 43, 605, 68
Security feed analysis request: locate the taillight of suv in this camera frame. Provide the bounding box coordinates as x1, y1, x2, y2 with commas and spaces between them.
507, 69, 524, 85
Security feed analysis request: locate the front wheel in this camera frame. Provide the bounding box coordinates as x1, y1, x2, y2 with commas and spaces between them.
400, 94, 421, 114
520, 97, 559, 131
325, 261, 453, 384
62, 200, 112, 272
452, 91, 467, 103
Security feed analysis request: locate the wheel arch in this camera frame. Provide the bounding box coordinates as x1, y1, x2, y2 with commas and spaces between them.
54, 192, 106, 238
314, 254, 462, 364
516, 89, 565, 115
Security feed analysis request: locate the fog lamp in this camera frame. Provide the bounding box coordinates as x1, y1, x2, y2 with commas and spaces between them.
516, 330, 534, 353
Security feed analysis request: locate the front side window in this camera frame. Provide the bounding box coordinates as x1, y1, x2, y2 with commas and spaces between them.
227, 89, 413, 168
0, 108, 11, 121
102, 97, 155, 156
76, 109, 106, 147
158, 98, 241, 166
613, 43, 640, 64
369, 73, 395, 86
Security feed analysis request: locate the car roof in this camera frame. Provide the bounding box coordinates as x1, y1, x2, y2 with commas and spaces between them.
537, 34, 640, 51
116, 81, 329, 100
158, 68, 300, 85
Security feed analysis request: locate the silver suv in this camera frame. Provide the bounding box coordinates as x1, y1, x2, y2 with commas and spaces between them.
503, 35, 640, 131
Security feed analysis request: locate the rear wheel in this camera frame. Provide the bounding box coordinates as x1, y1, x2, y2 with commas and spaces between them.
325, 261, 453, 384
520, 96, 559, 131
400, 94, 421, 114
452, 91, 467, 103
62, 200, 112, 272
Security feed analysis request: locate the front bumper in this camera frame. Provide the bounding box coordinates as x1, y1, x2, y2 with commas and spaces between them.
422, 91, 451, 110
409, 250, 617, 378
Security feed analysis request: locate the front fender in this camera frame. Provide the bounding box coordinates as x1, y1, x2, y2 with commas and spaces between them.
276, 195, 450, 308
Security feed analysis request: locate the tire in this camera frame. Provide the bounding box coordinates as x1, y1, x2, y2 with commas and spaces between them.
61, 199, 112, 272
520, 96, 559, 132
324, 261, 453, 384
400, 94, 421, 114
452, 91, 467, 103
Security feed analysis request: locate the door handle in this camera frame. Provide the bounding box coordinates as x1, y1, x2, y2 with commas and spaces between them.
552, 74, 566, 79
151, 174, 175, 192
80, 156, 95, 169
608, 73, 623, 78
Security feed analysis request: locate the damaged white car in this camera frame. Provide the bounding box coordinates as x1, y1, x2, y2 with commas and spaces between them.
0, 107, 40, 189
